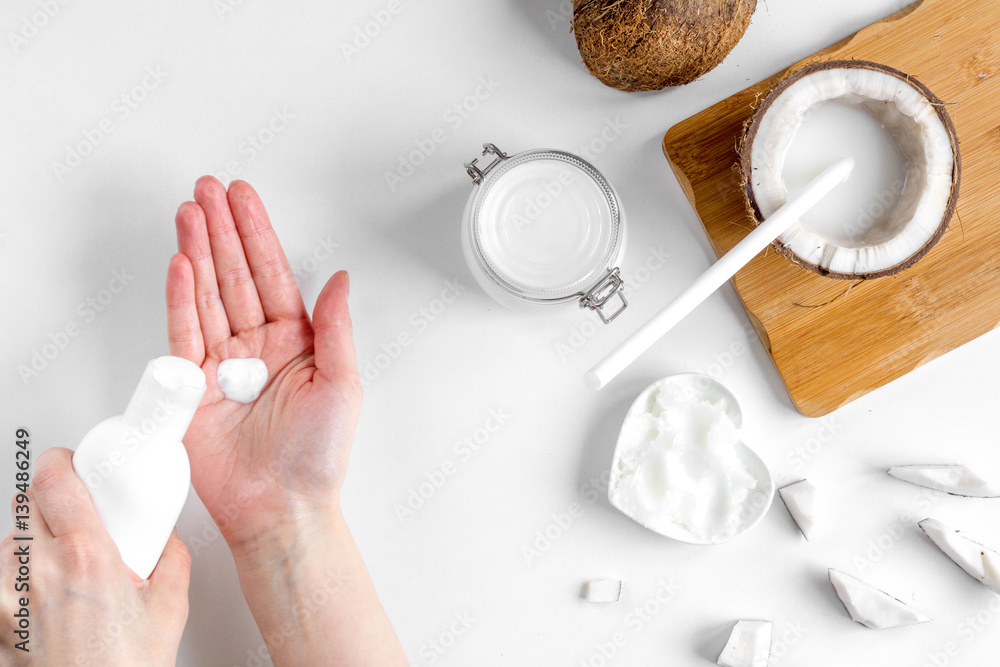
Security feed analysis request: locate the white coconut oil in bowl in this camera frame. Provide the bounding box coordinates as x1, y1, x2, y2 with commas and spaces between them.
608, 374, 775, 545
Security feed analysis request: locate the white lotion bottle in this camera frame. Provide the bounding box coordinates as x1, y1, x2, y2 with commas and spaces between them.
72, 356, 206, 579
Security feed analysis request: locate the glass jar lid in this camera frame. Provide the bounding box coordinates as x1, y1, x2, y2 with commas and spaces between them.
464, 144, 627, 322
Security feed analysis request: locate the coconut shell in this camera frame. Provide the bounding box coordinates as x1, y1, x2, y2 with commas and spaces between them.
572, 0, 756, 92
740, 59, 961, 280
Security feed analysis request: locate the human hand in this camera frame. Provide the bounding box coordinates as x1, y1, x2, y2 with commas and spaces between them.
167, 178, 406, 666
166, 177, 361, 554
0, 448, 190, 666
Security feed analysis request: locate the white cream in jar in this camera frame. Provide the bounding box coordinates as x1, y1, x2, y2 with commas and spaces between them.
462, 144, 628, 323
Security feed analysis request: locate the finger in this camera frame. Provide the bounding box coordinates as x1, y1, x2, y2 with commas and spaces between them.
10, 486, 53, 539
166, 254, 206, 364
30, 448, 111, 541
0, 488, 52, 607
193, 176, 265, 333
226, 180, 307, 322
312, 271, 360, 390
25, 487, 53, 538
176, 200, 232, 349
0, 532, 20, 612
147, 529, 191, 609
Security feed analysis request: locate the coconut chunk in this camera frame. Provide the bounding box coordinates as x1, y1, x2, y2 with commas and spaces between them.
583, 579, 622, 602
888, 465, 999, 497
717, 620, 771, 667
828, 569, 931, 629
918, 518, 1000, 594
982, 550, 1000, 593
778, 479, 816, 540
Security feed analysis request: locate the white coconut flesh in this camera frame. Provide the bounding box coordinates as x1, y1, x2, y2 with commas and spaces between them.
888, 464, 1000, 498
583, 579, 622, 602
748, 65, 956, 277
778, 479, 816, 540
828, 569, 931, 629
717, 620, 771, 667
982, 550, 1000, 592
918, 518, 1000, 594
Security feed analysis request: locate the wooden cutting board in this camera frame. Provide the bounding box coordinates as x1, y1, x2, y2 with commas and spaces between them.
662, 0, 1000, 417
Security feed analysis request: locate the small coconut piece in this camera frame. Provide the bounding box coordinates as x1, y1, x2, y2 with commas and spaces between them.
888, 465, 999, 498
717, 620, 771, 667
741, 60, 960, 279
918, 518, 1000, 594
572, 0, 756, 92
778, 479, 816, 540
583, 579, 622, 602
982, 550, 1000, 592
828, 569, 931, 629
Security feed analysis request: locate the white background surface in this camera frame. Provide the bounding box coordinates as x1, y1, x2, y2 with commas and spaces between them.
3, 1, 1000, 665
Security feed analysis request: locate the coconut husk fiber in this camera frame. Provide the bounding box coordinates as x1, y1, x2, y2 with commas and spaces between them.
572, 0, 756, 92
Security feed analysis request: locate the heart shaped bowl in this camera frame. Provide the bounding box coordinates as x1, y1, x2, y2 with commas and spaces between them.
607, 373, 774, 545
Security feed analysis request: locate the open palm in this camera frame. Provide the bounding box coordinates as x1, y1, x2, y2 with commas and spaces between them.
165, 177, 360, 549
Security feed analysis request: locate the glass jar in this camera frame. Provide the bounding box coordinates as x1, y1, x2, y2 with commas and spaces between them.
461, 143, 628, 323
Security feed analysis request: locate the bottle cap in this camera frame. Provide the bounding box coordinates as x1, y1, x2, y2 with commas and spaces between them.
123, 356, 207, 443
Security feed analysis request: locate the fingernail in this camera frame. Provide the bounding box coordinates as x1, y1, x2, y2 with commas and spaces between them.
343, 271, 350, 300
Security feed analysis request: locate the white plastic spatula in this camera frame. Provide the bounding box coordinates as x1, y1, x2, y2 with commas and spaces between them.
585, 158, 855, 390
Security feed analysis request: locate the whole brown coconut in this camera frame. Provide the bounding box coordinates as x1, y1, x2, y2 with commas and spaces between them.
572, 0, 757, 92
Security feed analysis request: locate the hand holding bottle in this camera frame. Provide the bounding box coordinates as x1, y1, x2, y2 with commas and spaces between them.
0, 448, 190, 666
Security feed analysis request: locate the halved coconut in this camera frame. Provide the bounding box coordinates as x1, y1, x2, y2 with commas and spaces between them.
741, 60, 960, 279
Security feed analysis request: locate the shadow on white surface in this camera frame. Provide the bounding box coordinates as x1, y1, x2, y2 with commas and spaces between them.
504, 0, 585, 69
695, 619, 739, 664
377, 181, 487, 295
573, 380, 637, 503
809, 567, 851, 621
176, 494, 265, 667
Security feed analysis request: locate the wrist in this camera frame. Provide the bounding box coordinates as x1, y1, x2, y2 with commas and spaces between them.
225, 497, 344, 569
226, 502, 407, 666
228, 504, 363, 665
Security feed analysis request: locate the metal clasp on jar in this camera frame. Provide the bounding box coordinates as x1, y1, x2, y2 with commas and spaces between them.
580, 268, 628, 324
464, 143, 509, 185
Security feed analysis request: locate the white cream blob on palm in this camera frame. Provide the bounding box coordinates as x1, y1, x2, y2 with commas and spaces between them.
217, 358, 268, 403
608, 374, 774, 544
743, 60, 960, 279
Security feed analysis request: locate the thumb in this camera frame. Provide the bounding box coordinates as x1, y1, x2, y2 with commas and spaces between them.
312, 270, 360, 388
147, 529, 191, 611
